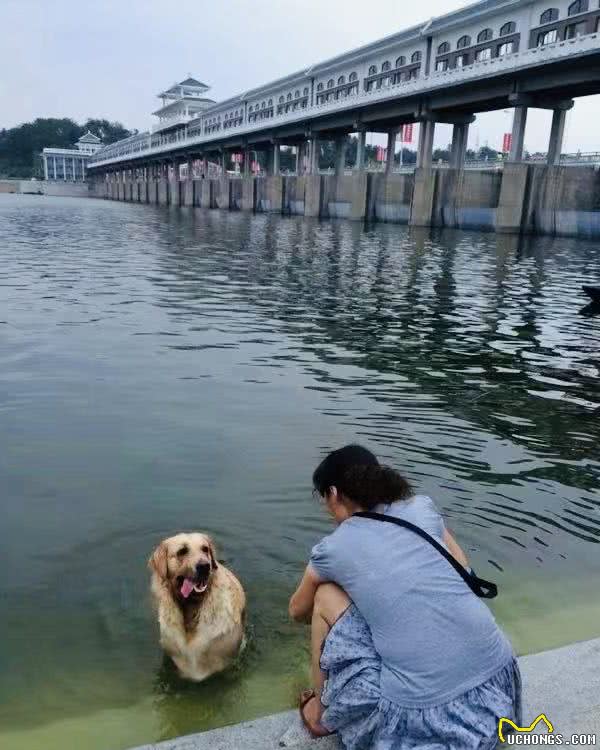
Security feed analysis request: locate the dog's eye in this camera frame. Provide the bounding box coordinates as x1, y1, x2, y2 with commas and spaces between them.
201, 545, 209, 554
176, 546, 189, 557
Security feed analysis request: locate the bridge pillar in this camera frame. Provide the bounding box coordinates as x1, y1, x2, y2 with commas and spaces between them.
171, 160, 181, 206
271, 143, 280, 176
309, 136, 320, 174
355, 130, 367, 172
497, 163, 530, 233
241, 176, 256, 211
184, 158, 194, 207
450, 123, 470, 169
385, 130, 397, 174
417, 120, 435, 169
410, 168, 438, 227
158, 162, 169, 205
509, 106, 528, 162
547, 109, 568, 166
296, 143, 305, 175
220, 150, 227, 176
334, 136, 347, 176
243, 148, 251, 177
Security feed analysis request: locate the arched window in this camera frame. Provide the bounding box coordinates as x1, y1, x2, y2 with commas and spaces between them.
411, 51, 422, 63
338, 75, 345, 85
268, 98, 273, 106
303, 87, 309, 95
349, 72, 358, 82
287, 92, 292, 101
368, 64, 378, 75
294, 90, 300, 98
279, 95, 284, 103
499, 22, 516, 36
395, 55, 406, 67
568, 0, 587, 14
437, 42, 450, 54
381, 60, 391, 71
540, 8, 559, 24
327, 79, 334, 88
317, 83, 324, 91
477, 28, 493, 43
538, 28, 559, 44
457, 35, 471, 48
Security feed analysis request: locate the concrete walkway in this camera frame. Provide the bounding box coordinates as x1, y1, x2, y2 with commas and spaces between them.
131, 638, 600, 750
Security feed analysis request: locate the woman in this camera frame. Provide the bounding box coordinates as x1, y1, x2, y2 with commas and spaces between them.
289, 444, 521, 749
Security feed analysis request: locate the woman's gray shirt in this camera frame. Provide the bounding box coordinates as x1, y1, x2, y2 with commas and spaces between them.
310, 495, 514, 708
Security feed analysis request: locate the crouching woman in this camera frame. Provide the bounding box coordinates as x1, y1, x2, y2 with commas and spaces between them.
289, 444, 521, 750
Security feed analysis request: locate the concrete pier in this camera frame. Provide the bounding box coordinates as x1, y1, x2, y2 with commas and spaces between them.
127, 637, 600, 750
99, 163, 600, 239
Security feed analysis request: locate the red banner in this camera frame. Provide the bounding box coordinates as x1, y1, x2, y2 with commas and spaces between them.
502, 132, 512, 153
376, 145, 387, 162
402, 123, 414, 144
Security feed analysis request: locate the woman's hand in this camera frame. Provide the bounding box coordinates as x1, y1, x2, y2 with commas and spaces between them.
289, 565, 324, 623
443, 528, 470, 568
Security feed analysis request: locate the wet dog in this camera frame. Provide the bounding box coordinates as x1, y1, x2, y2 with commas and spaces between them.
148, 533, 246, 682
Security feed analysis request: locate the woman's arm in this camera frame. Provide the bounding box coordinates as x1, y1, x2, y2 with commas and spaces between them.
289, 564, 324, 623
443, 528, 470, 568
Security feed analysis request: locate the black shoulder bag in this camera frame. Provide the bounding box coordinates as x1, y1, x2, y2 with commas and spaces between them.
353, 511, 498, 599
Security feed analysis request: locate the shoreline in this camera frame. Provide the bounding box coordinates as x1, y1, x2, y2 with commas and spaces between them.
130, 637, 600, 750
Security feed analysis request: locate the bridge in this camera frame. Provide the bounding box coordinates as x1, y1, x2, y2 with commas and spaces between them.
86, 0, 600, 238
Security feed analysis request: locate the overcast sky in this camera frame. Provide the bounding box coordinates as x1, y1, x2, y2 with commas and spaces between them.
2, 0, 599, 153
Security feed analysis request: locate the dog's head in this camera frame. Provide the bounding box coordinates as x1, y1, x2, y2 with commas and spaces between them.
148, 532, 219, 602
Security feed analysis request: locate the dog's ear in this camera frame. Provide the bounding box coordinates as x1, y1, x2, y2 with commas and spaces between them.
148, 541, 168, 580
207, 538, 219, 570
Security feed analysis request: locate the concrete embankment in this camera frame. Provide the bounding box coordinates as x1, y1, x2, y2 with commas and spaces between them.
129, 637, 600, 750
92, 164, 600, 239
0, 179, 90, 197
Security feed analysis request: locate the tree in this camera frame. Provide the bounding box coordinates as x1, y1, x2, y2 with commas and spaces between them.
0, 117, 132, 178
478, 145, 498, 161
433, 147, 451, 163
82, 118, 132, 144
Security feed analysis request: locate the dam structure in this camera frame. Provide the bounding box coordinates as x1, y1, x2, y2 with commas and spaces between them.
87, 0, 600, 237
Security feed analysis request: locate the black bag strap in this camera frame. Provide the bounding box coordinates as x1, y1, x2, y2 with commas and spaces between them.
353, 511, 498, 599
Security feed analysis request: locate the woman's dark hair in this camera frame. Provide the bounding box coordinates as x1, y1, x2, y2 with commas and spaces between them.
312, 444, 412, 510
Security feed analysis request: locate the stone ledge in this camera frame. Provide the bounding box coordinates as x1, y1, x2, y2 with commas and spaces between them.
130, 638, 600, 750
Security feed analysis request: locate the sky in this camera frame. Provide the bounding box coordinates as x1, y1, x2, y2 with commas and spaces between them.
2, 0, 599, 154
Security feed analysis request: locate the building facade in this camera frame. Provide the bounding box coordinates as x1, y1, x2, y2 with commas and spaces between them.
43, 131, 103, 182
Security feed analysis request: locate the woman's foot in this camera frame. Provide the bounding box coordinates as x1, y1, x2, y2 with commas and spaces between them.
299, 690, 333, 738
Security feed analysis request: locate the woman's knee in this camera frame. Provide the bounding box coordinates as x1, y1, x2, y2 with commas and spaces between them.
314, 583, 351, 625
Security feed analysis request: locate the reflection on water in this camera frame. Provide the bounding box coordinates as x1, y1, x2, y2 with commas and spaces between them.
0, 195, 598, 750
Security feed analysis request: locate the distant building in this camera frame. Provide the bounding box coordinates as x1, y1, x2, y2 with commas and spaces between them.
42, 131, 103, 182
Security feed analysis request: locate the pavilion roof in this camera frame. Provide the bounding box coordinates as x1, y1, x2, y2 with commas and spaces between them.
78, 130, 102, 143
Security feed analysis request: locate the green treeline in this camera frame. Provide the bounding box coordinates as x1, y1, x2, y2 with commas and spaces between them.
0, 118, 132, 178
278, 138, 501, 172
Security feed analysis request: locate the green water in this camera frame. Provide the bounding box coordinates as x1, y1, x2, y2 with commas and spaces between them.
0, 195, 598, 750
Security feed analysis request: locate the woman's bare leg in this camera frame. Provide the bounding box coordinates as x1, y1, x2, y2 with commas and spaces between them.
303, 583, 351, 729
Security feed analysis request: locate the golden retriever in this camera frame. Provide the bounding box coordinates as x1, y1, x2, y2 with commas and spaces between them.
148, 532, 246, 682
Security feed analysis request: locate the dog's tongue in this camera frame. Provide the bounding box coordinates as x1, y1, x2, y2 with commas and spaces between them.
180, 578, 195, 599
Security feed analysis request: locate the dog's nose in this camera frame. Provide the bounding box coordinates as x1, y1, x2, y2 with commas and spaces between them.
196, 562, 211, 576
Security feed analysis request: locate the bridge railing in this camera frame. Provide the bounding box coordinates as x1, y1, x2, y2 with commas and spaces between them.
88, 32, 600, 170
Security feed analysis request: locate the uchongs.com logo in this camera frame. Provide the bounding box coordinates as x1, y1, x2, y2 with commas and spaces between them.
498, 714, 597, 745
